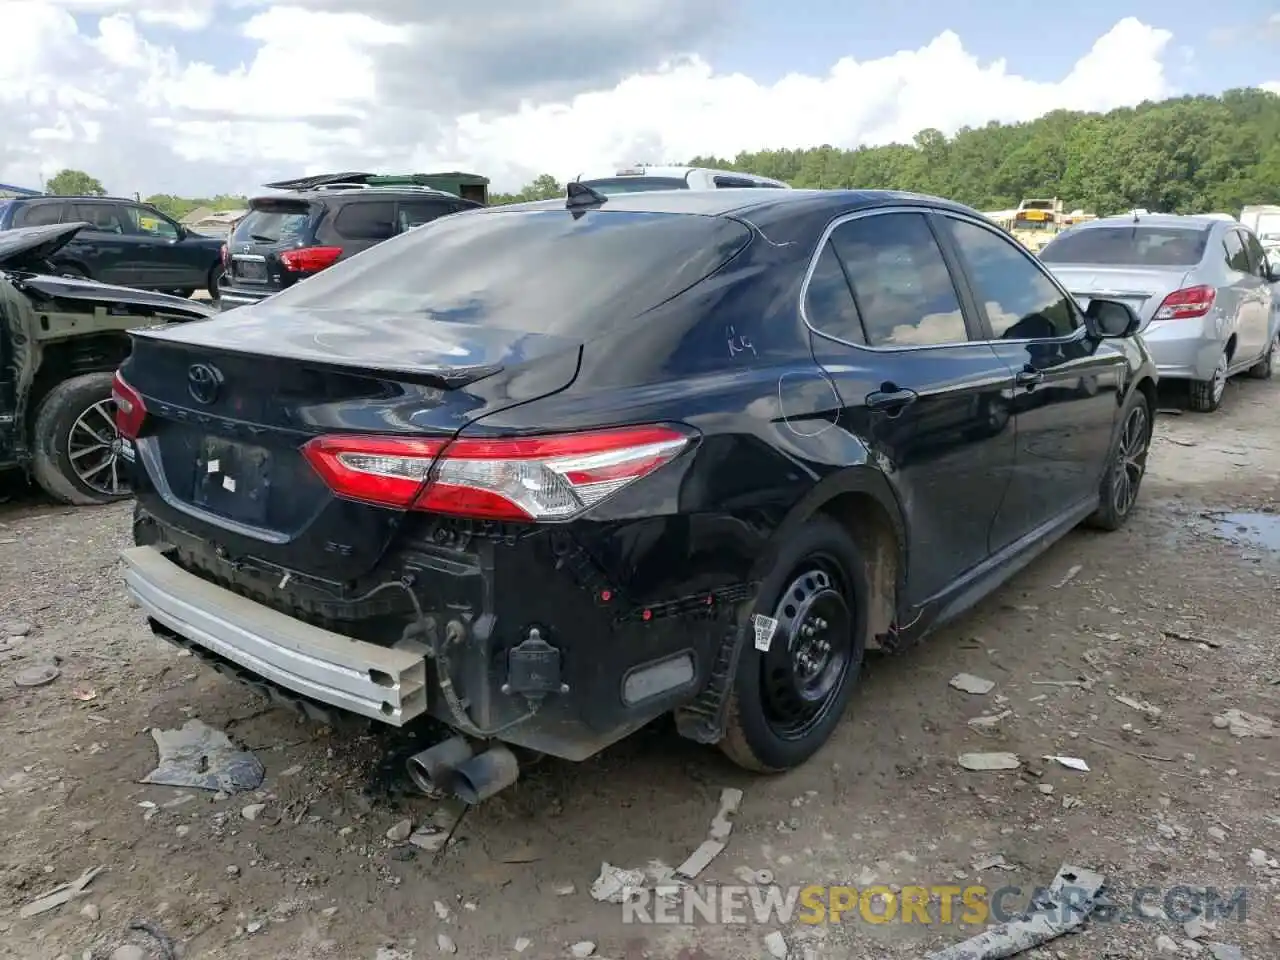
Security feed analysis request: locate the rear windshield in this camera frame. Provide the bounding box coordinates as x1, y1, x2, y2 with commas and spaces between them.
261, 209, 752, 335
233, 202, 314, 244
1039, 226, 1209, 266
577, 177, 689, 195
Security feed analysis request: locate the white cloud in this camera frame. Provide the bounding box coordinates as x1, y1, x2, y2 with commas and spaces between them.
0, 5, 1191, 198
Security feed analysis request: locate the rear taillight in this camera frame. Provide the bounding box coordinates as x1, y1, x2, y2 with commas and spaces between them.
1154, 285, 1215, 321
219, 243, 228, 267
111, 370, 146, 440
279, 246, 343, 273
302, 425, 694, 521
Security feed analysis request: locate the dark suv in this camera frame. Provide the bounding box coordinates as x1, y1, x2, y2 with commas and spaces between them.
0, 196, 225, 298
217, 183, 481, 310
116, 187, 1157, 800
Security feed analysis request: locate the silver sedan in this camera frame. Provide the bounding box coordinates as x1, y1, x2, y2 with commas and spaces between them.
1040, 214, 1279, 412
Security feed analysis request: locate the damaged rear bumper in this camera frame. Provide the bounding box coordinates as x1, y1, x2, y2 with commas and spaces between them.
121, 544, 428, 725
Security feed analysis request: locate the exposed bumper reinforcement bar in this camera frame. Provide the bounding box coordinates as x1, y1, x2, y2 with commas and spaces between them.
120, 545, 428, 726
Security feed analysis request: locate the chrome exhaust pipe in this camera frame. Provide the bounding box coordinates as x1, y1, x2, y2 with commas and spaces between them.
451, 745, 520, 804
406, 735, 473, 797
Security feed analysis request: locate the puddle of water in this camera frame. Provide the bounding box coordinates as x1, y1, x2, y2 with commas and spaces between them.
1211, 512, 1280, 553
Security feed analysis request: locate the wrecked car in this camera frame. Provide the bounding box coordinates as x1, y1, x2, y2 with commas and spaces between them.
0, 222, 216, 504
116, 186, 1156, 803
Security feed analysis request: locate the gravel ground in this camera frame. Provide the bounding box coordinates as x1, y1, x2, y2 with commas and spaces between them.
1, 376, 1278, 960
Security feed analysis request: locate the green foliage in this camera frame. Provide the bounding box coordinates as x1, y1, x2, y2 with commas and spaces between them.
500, 89, 1280, 215
45, 169, 106, 196
489, 173, 564, 206
144, 194, 249, 219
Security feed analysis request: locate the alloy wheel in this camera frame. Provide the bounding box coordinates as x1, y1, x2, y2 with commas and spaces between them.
759, 562, 854, 741
1111, 404, 1150, 517
68, 399, 127, 497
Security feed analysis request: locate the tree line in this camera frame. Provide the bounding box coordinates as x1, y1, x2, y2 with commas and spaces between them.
38, 88, 1280, 217
491, 88, 1280, 215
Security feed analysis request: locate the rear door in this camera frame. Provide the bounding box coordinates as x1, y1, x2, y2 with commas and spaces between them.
805, 208, 1017, 605
938, 212, 1126, 549
1236, 228, 1273, 365
64, 202, 131, 284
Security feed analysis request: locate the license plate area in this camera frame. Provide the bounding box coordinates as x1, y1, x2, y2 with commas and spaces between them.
232, 257, 267, 283
193, 438, 272, 525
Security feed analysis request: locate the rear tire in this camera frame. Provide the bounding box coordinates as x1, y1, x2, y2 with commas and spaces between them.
1086, 390, 1152, 532
1247, 334, 1276, 380
1188, 350, 1228, 412
30, 372, 131, 506
207, 264, 225, 304
719, 515, 868, 773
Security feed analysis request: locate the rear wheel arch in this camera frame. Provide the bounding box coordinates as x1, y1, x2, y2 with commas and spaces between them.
763, 469, 906, 641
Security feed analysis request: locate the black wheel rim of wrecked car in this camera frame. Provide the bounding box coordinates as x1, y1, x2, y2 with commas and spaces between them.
68, 399, 128, 496
760, 560, 853, 740
1112, 404, 1149, 516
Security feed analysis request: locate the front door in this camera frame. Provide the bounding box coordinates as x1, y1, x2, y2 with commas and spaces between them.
935, 212, 1127, 551
804, 209, 1017, 606
1236, 229, 1273, 366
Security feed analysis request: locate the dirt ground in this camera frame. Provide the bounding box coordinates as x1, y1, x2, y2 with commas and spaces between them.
1, 376, 1278, 960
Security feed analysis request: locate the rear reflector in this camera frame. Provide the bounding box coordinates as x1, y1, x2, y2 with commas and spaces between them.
1154, 285, 1215, 321
279, 246, 343, 273
302, 425, 694, 521
112, 370, 146, 439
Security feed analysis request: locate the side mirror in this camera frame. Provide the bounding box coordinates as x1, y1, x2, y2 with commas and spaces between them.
1265, 254, 1280, 282
1084, 298, 1141, 339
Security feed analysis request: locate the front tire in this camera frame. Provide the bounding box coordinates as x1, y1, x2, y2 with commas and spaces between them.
1188, 350, 1228, 412
1086, 391, 1152, 532
207, 264, 225, 304
719, 515, 868, 772
1247, 334, 1276, 380
30, 373, 131, 506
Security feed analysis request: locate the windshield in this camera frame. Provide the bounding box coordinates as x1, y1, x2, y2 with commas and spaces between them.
1039, 226, 1209, 266
577, 177, 689, 195
261, 208, 752, 337
233, 203, 313, 244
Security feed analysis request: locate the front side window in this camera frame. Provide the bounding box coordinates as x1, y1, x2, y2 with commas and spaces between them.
397, 200, 453, 233
804, 241, 865, 344
827, 212, 968, 348
124, 205, 178, 239
944, 217, 1081, 339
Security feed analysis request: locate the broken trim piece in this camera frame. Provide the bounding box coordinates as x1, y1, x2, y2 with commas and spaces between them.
121, 545, 428, 725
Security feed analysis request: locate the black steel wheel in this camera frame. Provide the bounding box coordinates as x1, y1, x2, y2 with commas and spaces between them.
720, 514, 869, 772
758, 563, 854, 741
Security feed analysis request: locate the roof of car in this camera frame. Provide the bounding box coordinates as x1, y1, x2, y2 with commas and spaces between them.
15, 195, 139, 204
480, 188, 984, 220
1073, 213, 1218, 231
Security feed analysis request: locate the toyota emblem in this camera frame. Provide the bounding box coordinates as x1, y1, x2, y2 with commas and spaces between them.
187, 362, 223, 404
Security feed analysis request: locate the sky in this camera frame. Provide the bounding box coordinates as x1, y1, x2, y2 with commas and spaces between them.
1, 1, 1279, 198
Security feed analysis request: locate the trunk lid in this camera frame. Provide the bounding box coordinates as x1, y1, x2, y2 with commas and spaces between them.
123, 305, 582, 581
1046, 265, 1193, 330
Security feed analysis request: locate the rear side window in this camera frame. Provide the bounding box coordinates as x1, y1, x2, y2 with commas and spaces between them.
1040, 226, 1209, 266
18, 203, 67, 227
263, 209, 753, 337
578, 177, 689, 195
334, 201, 396, 241
397, 200, 454, 233
804, 242, 865, 344
827, 213, 968, 348
1223, 231, 1250, 273
1242, 231, 1268, 276
233, 203, 313, 244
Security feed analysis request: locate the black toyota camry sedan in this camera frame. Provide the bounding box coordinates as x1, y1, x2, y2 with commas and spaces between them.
113, 185, 1156, 799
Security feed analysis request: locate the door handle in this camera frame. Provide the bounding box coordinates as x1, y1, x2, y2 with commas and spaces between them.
1015, 367, 1044, 387
865, 385, 918, 412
